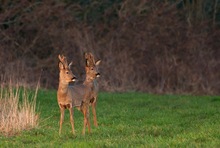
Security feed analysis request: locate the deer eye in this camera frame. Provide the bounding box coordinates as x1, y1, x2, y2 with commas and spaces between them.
66, 71, 69, 74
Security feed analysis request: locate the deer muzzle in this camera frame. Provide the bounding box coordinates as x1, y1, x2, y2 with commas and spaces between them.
96, 73, 100, 78
72, 76, 77, 82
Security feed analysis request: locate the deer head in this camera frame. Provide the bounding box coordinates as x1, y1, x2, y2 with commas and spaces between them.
58, 54, 76, 84
84, 52, 101, 80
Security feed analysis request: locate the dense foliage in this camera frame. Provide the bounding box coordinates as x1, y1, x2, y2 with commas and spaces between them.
0, 0, 219, 94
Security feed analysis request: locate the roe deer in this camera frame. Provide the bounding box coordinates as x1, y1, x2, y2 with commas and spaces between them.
57, 54, 77, 135
71, 52, 101, 135
84, 52, 100, 127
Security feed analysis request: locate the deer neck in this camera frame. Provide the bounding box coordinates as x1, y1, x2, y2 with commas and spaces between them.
83, 76, 94, 88
58, 80, 69, 96
93, 79, 98, 88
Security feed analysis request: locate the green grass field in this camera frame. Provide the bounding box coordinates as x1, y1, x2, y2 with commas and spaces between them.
0, 90, 220, 147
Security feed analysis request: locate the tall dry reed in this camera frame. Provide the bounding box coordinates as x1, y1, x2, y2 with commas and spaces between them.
0, 83, 39, 136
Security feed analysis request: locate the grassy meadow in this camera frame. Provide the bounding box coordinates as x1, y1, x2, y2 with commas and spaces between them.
0, 90, 220, 147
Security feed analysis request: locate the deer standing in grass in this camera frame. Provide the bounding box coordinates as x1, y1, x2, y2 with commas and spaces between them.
57, 53, 101, 135
71, 52, 101, 135
84, 53, 100, 127
57, 54, 77, 135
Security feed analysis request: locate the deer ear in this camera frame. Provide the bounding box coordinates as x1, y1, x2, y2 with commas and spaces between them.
58, 54, 62, 61
84, 52, 89, 59
59, 62, 65, 70
68, 61, 73, 68
95, 60, 101, 66
86, 59, 90, 66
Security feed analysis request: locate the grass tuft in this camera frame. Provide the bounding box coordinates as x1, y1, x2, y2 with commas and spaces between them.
0, 83, 39, 136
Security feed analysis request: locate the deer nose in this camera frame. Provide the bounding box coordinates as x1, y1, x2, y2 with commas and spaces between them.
72, 76, 77, 82
96, 73, 100, 77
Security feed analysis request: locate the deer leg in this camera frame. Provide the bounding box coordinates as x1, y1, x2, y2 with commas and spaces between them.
92, 99, 98, 127
69, 108, 75, 135
86, 108, 91, 133
59, 107, 65, 135
82, 106, 87, 135
81, 103, 91, 135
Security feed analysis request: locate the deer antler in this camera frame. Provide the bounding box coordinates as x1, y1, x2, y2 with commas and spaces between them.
58, 54, 69, 69
84, 52, 95, 67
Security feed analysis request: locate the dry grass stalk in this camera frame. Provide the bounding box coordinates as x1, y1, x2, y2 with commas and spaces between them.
0, 83, 39, 136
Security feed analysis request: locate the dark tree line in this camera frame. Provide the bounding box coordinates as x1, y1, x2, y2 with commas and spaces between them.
0, 0, 219, 94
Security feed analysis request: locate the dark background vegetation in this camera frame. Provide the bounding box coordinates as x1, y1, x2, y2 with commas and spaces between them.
0, 0, 219, 94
